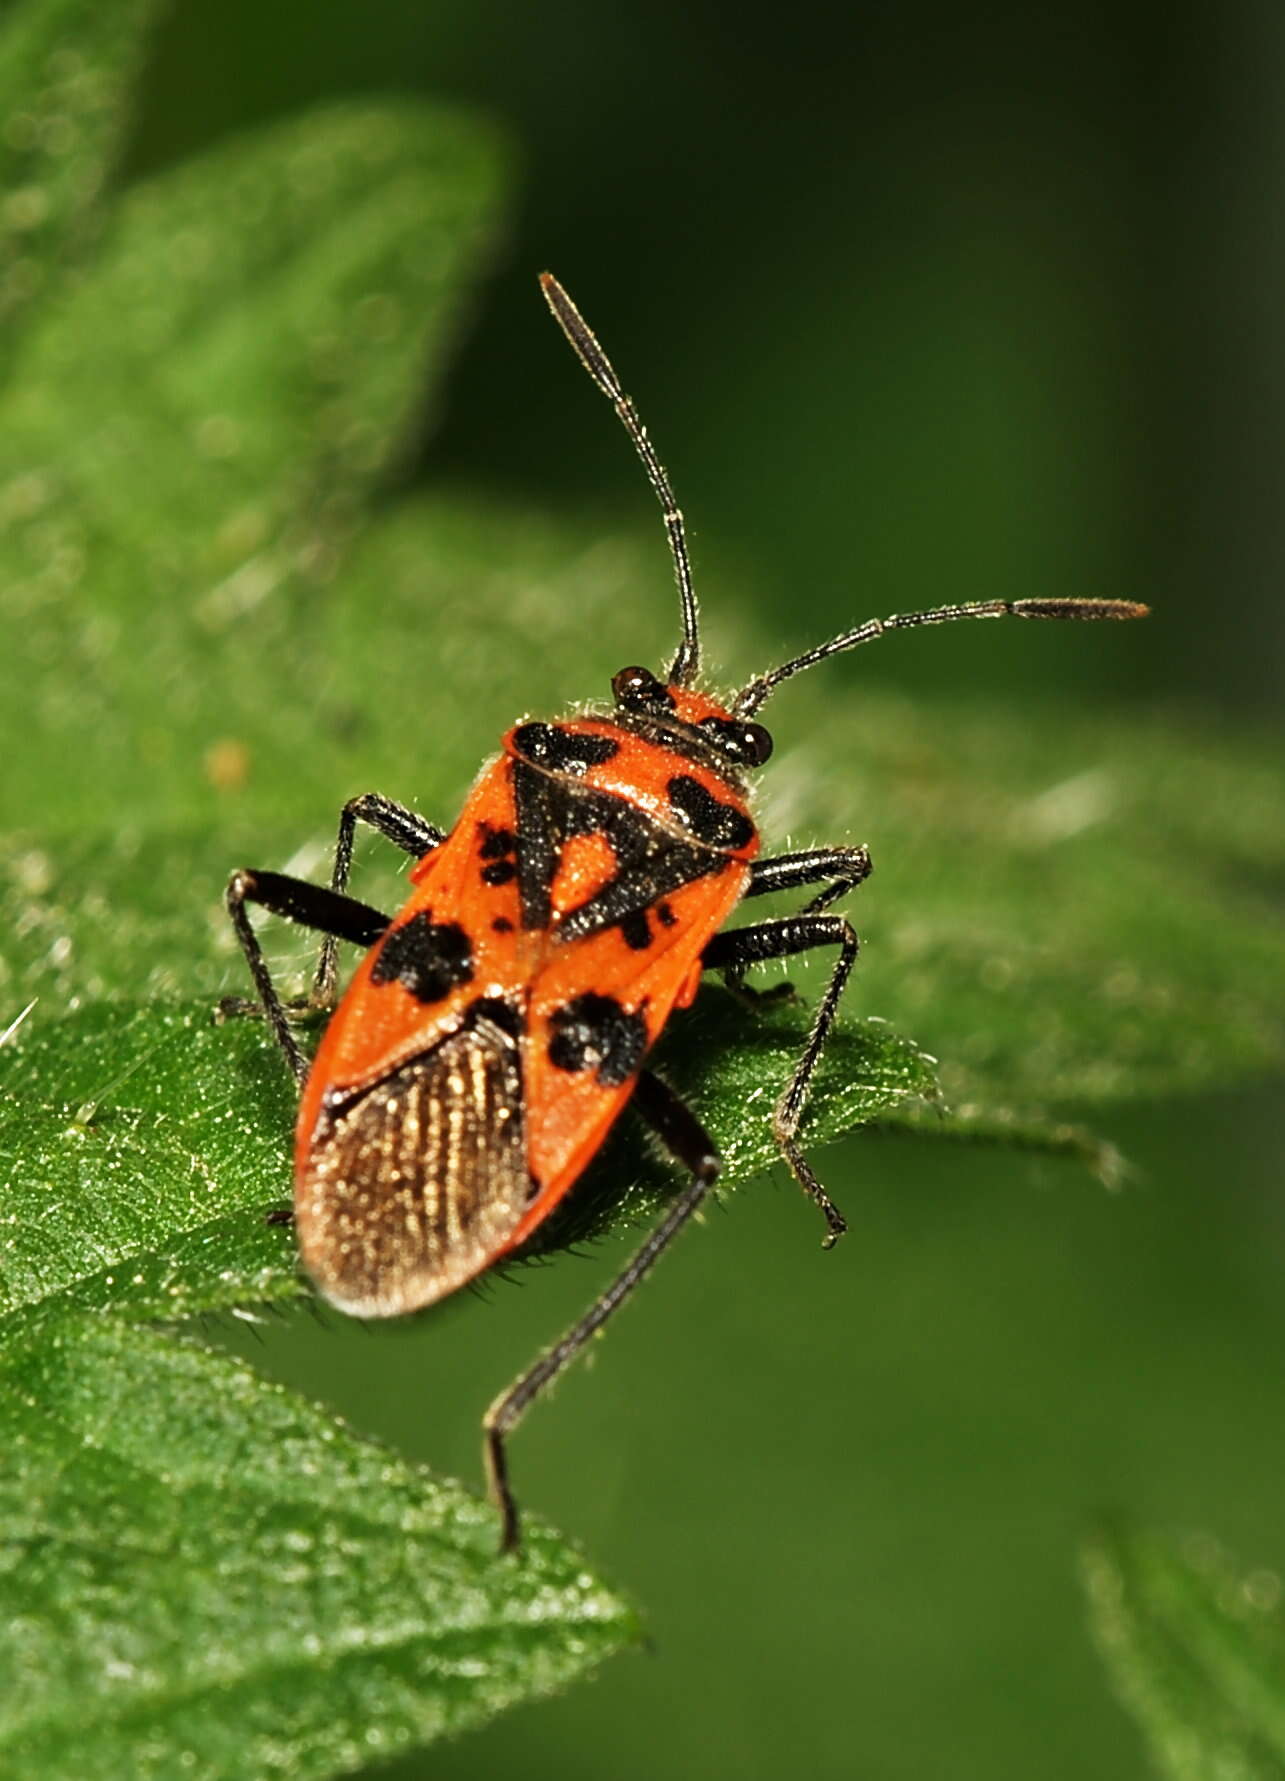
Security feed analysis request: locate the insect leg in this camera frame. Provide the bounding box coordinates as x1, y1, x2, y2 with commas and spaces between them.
722, 846, 870, 1008
745, 843, 872, 912
702, 914, 859, 1247
223, 868, 390, 1085
313, 793, 444, 1003
483, 1068, 721, 1554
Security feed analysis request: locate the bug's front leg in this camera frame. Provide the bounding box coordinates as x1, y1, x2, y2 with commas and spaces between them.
719, 844, 870, 1008
483, 1069, 721, 1555
223, 869, 390, 1086
744, 843, 872, 911
702, 912, 860, 1248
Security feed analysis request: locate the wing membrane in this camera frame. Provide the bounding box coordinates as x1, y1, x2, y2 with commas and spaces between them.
297, 1012, 528, 1316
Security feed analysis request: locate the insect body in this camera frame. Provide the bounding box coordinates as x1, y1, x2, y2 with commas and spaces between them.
225, 274, 1146, 1551
294, 701, 757, 1318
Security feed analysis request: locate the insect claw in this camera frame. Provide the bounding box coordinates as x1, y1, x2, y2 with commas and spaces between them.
215, 990, 320, 1026
214, 994, 259, 1023
483, 1423, 524, 1556
722, 974, 801, 1013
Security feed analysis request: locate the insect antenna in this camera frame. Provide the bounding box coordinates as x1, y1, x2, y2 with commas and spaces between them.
540, 272, 701, 687
733, 596, 1150, 717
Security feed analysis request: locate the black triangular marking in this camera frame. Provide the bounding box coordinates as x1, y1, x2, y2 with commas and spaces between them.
511, 761, 730, 946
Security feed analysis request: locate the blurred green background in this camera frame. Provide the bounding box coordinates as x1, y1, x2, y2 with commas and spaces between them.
108, 2, 1283, 1775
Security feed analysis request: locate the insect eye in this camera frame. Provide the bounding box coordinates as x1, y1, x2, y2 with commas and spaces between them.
698, 716, 775, 766
612, 664, 667, 710
741, 722, 773, 766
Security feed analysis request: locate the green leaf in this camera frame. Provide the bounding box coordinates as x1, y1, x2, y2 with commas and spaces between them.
0, 1316, 636, 1780
0, 1002, 300, 1333
1083, 1524, 1285, 1780
0, 0, 157, 351
0, 102, 509, 832
784, 696, 1285, 1108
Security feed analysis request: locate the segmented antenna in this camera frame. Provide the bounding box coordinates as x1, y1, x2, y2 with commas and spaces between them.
540, 273, 701, 687
734, 597, 1150, 717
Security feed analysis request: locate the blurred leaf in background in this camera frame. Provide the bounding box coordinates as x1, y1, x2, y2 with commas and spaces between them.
1085, 1524, 1285, 1781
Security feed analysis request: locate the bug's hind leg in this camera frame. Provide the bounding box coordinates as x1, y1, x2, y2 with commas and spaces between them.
483, 1069, 721, 1555
222, 868, 390, 1086
702, 913, 859, 1248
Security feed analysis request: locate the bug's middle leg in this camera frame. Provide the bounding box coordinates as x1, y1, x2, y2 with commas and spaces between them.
221, 792, 441, 1025
483, 1069, 720, 1555
702, 913, 859, 1247
223, 869, 390, 1085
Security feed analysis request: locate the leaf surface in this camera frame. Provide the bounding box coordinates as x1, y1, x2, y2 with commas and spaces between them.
0, 1317, 635, 1781
1085, 1525, 1285, 1781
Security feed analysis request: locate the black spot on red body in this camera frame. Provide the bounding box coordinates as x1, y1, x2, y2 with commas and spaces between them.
481, 859, 518, 886
478, 824, 517, 861
514, 722, 620, 775
547, 993, 648, 1087
492, 915, 514, 933
657, 901, 677, 928
666, 774, 755, 851
371, 912, 473, 1004
619, 909, 652, 951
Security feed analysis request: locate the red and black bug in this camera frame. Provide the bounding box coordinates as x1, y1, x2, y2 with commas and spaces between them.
225, 273, 1147, 1551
